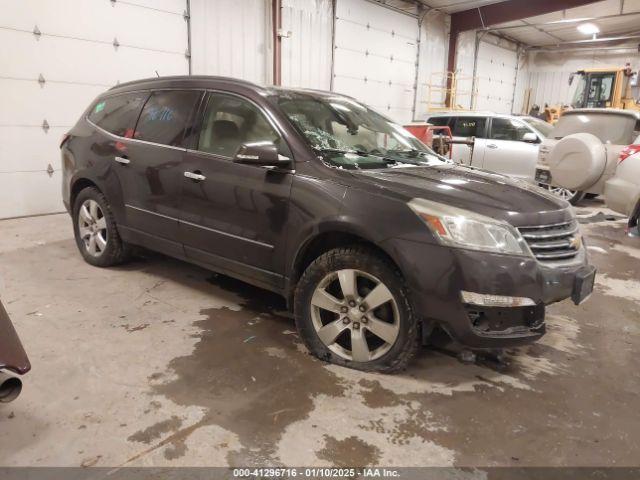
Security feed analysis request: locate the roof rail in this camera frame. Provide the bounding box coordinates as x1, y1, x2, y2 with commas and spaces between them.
109, 75, 264, 91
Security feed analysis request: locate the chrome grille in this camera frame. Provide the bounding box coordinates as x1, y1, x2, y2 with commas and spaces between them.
518, 220, 580, 261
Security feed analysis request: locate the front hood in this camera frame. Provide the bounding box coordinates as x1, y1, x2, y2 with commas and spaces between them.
351, 164, 571, 226
0, 300, 31, 375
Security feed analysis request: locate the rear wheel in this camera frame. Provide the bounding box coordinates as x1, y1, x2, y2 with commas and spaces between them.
540, 184, 585, 205
294, 246, 420, 373
73, 187, 130, 267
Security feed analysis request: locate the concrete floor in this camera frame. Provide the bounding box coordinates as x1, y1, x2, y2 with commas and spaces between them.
0, 200, 639, 468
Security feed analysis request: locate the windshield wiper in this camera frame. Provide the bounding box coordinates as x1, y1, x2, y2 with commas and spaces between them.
313, 147, 375, 157
313, 147, 400, 170
313, 147, 350, 154
387, 148, 421, 156
387, 148, 449, 164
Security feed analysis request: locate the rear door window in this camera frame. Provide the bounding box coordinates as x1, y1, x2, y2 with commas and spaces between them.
451, 116, 486, 138
134, 90, 201, 147
489, 117, 531, 141
88, 93, 148, 138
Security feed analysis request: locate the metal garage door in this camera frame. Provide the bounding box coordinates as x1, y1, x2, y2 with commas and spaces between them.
190, 0, 269, 84
474, 38, 518, 113
333, 0, 419, 124
0, 0, 189, 219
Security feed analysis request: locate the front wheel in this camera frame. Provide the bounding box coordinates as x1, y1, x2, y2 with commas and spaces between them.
539, 184, 585, 205
294, 246, 420, 373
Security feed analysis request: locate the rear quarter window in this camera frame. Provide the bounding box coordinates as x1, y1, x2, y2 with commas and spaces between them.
88, 92, 148, 138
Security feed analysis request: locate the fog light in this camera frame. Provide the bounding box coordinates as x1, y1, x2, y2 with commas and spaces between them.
460, 290, 536, 307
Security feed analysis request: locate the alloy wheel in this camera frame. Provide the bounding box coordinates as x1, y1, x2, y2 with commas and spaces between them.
310, 269, 400, 362
78, 199, 108, 257
545, 185, 577, 201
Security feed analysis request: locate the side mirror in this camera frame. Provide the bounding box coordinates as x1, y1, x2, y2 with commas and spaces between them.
522, 132, 539, 143
233, 142, 291, 168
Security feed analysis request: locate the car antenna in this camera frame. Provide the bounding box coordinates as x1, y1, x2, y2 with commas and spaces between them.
155, 70, 160, 77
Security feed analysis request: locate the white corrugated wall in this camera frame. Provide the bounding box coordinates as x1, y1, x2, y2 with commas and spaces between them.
415, 10, 449, 119
452, 30, 476, 110
515, 50, 640, 113
281, 0, 333, 90
0, 0, 189, 219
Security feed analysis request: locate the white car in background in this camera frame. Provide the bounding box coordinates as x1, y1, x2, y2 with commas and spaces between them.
536, 109, 640, 205
425, 112, 553, 182
604, 142, 640, 236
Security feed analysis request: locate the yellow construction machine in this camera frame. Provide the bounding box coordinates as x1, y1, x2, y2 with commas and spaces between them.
569, 64, 639, 111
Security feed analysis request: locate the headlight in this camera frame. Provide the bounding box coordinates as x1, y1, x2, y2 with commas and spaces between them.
408, 198, 531, 256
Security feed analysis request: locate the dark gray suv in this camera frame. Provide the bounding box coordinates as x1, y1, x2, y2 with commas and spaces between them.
61, 76, 596, 372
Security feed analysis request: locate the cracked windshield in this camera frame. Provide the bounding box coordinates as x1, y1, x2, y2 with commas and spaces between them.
274, 92, 446, 170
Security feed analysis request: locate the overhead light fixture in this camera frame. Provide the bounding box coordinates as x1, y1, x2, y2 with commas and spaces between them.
548, 17, 594, 25
577, 23, 600, 36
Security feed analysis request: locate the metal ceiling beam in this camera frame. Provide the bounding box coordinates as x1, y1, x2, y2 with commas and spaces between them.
528, 44, 638, 53
486, 10, 640, 32
446, 0, 602, 77
450, 0, 602, 31
528, 32, 640, 48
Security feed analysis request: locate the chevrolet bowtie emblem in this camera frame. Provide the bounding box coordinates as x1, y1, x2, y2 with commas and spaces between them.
569, 236, 582, 250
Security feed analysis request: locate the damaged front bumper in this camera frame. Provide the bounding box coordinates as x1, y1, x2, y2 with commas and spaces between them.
382, 238, 594, 349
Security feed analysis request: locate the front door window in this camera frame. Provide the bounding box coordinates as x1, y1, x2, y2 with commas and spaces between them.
197, 93, 285, 158
490, 118, 531, 142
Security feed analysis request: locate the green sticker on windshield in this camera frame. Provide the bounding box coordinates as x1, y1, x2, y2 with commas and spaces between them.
95, 101, 105, 113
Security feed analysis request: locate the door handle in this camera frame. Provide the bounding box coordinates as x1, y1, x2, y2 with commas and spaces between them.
114, 156, 130, 164
487, 144, 498, 149
184, 171, 206, 181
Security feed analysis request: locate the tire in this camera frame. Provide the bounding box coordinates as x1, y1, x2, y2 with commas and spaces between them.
628, 200, 640, 237
294, 246, 420, 373
72, 186, 130, 267
567, 190, 586, 205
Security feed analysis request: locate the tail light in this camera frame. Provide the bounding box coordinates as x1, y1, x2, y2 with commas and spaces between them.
619, 144, 640, 164
59, 133, 71, 149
